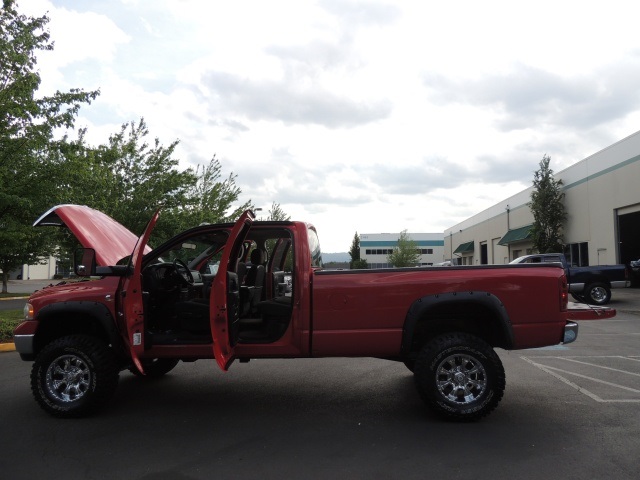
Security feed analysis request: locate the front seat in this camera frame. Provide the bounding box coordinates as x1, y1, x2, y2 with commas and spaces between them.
243, 249, 266, 313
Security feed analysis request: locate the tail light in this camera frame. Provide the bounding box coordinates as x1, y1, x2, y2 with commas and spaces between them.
559, 275, 568, 311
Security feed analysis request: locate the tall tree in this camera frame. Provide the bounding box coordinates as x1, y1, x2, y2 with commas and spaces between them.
266, 201, 290, 221
387, 230, 420, 267
0, 0, 98, 292
164, 154, 252, 238
348, 232, 367, 269
529, 155, 566, 253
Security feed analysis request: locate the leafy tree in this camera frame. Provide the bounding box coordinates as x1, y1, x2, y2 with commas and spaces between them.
387, 230, 420, 267
160, 153, 252, 242
348, 232, 367, 269
0, 0, 98, 292
529, 155, 566, 253
56, 123, 252, 250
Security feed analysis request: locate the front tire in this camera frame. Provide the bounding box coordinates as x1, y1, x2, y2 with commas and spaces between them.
31, 335, 119, 418
414, 333, 505, 421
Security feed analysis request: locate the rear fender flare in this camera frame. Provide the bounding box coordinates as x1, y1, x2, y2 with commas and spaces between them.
401, 291, 514, 355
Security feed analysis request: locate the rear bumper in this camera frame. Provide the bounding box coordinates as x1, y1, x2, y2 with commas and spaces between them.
563, 322, 579, 344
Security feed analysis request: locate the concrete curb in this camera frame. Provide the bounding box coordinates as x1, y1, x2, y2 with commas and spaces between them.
0, 343, 16, 353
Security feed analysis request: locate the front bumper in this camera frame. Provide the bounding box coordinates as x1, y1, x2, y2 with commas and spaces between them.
13, 320, 37, 360
13, 335, 35, 360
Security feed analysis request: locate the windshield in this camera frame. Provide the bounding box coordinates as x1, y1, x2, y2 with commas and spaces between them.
146, 231, 229, 273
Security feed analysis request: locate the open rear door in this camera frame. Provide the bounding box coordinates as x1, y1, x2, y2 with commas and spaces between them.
210, 210, 255, 370
122, 210, 160, 375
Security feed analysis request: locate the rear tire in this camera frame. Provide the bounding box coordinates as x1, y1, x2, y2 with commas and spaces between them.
129, 358, 180, 378
414, 333, 505, 421
31, 335, 119, 418
584, 282, 611, 305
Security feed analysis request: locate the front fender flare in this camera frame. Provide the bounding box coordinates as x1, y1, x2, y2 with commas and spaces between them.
34, 301, 123, 354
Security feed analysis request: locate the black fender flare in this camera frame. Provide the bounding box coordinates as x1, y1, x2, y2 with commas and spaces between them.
35, 301, 124, 354
401, 291, 515, 355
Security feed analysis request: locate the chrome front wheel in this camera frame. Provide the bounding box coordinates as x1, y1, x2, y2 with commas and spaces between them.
31, 335, 119, 418
45, 354, 92, 403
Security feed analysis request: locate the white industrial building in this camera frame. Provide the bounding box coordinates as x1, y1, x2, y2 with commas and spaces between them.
360, 232, 445, 268
445, 130, 640, 267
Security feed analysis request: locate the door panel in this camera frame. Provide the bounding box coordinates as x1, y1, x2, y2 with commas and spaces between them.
210, 210, 255, 370
123, 210, 160, 375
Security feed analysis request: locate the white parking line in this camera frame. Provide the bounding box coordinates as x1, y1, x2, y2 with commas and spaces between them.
556, 357, 640, 377
520, 356, 640, 403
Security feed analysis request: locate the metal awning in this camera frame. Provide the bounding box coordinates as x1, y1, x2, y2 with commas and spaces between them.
498, 224, 532, 246
453, 241, 474, 254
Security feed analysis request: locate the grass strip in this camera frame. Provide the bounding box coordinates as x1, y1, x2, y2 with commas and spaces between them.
0, 309, 23, 343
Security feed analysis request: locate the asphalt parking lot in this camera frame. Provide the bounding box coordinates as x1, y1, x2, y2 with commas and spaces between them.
519, 288, 640, 404
0, 287, 638, 479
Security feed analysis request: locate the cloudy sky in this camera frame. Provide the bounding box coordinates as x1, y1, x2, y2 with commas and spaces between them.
21, 0, 640, 252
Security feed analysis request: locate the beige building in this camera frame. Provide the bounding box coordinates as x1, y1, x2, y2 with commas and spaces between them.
445, 130, 640, 267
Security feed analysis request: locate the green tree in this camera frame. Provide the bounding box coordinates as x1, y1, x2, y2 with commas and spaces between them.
265, 201, 290, 221
529, 155, 566, 253
0, 0, 98, 292
348, 232, 367, 269
387, 230, 420, 267
56, 123, 252, 247
161, 153, 252, 241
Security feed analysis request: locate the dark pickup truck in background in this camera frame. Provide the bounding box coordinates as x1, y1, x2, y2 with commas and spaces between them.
510, 253, 630, 305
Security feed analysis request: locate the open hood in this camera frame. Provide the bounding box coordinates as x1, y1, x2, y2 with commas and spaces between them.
34, 204, 150, 266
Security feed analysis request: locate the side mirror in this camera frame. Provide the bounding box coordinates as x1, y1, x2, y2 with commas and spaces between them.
74, 248, 97, 277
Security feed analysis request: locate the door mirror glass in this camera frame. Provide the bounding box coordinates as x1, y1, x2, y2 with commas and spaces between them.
74, 248, 97, 277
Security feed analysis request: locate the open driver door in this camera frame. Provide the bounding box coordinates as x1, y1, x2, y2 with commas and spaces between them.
122, 209, 160, 375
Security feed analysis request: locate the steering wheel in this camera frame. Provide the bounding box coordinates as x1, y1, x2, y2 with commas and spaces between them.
173, 258, 194, 286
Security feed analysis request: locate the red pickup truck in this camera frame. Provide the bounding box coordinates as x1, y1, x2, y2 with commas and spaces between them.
14, 205, 615, 421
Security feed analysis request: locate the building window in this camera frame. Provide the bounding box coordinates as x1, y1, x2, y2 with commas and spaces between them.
365, 249, 393, 255
564, 242, 589, 267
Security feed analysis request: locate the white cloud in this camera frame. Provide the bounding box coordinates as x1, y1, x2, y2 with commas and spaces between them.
19, 0, 640, 252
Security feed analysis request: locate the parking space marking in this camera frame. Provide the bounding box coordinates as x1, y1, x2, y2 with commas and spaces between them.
520, 356, 640, 403
558, 357, 640, 377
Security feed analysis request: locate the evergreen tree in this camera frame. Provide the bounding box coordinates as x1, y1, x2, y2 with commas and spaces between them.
266, 202, 290, 221
348, 232, 367, 269
529, 155, 566, 253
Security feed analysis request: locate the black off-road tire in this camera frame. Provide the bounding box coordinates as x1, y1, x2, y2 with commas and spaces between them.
571, 293, 586, 303
403, 359, 416, 372
31, 335, 119, 418
129, 358, 180, 378
584, 282, 611, 305
414, 333, 505, 422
